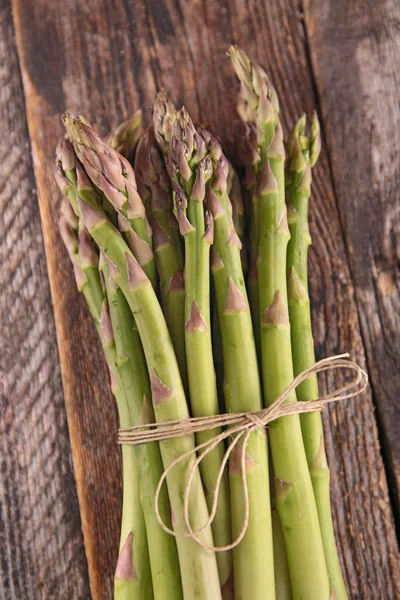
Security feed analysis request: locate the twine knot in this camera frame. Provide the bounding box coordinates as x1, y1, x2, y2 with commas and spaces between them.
118, 354, 368, 551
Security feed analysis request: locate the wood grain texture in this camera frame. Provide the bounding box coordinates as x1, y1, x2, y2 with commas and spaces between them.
0, 1, 90, 599
10, 1, 126, 597
303, 0, 400, 524
9, 0, 400, 598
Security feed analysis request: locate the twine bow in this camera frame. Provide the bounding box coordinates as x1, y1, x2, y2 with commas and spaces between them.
118, 354, 368, 551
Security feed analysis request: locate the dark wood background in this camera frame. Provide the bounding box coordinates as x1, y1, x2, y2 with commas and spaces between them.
1, 0, 399, 598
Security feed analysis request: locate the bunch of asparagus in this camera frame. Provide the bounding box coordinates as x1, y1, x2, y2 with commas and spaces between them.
54, 47, 347, 600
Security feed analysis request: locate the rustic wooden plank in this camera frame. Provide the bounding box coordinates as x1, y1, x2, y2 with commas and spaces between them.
0, 1, 90, 599
9, 2, 128, 597
303, 0, 400, 524
10, 0, 399, 598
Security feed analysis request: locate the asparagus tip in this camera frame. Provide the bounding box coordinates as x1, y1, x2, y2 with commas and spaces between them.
310, 112, 321, 166
107, 109, 142, 160
56, 136, 76, 171
228, 45, 252, 88
152, 89, 177, 154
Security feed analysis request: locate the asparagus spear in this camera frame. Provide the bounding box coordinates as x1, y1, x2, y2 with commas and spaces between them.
64, 116, 222, 600
63, 114, 157, 289
286, 115, 347, 599
101, 301, 153, 600
56, 142, 182, 600
227, 161, 248, 278
166, 109, 233, 594
230, 46, 331, 599
56, 176, 152, 598
232, 119, 261, 351
134, 126, 187, 388
102, 259, 183, 600
227, 163, 244, 243
107, 109, 143, 163
199, 127, 274, 600
152, 89, 177, 155
271, 506, 293, 600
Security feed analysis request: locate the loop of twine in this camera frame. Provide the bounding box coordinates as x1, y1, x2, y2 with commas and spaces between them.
118, 354, 368, 552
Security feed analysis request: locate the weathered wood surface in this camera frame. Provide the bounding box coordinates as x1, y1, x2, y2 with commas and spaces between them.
0, 1, 90, 599
2, 0, 398, 598
304, 0, 400, 522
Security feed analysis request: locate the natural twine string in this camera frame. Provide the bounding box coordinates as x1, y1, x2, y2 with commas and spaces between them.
118, 354, 368, 552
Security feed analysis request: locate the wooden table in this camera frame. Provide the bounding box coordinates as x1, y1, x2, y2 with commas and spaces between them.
1, 0, 399, 598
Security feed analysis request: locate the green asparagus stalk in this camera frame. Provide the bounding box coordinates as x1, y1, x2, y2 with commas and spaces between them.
103, 312, 153, 600
227, 163, 244, 243
227, 161, 248, 278
56, 141, 182, 599
200, 127, 274, 600
230, 46, 331, 599
107, 109, 143, 163
167, 109, 233, 594
232, 119, 261, 351
102, 258, 183, 600
64, 115, 222, 600
268, 448, 292, 600
286, 115, 347, 599
55, 178, 152, 598
63, 114, 157, 288
134, 126, 187, 388
271, 506, 293, 600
